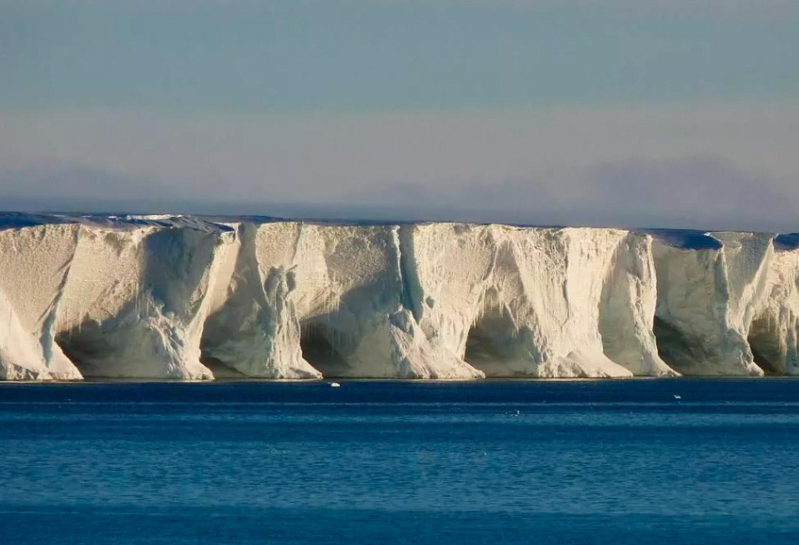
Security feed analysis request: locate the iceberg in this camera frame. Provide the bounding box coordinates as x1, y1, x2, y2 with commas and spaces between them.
1, 213, 798, 380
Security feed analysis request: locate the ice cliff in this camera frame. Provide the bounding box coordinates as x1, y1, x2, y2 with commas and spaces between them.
1, 213, 797, 380
402, 224, 669, 378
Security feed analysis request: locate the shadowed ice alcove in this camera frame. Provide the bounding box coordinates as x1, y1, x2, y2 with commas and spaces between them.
747, 316, 784, 375
299, 321, 350, 377
464, 295, 530, 377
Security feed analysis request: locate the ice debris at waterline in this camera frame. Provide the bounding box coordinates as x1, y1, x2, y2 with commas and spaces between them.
1, 213, 798, 381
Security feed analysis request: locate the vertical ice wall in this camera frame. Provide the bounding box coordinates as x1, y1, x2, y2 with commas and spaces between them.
0, 222, 82, 380
652, 231, 773, 376
54, 219, 235, 379
200, 222, 321, 378
599, 234, 675, 376
402, 224, 670, 377
6, 213, 799, 381
747, 235, 799, 375
202, 222, 483, 378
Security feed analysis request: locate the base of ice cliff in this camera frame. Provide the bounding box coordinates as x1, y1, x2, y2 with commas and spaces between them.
1, 213, 797, 380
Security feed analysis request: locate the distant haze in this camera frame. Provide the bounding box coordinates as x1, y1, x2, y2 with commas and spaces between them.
2, 1, 798, 232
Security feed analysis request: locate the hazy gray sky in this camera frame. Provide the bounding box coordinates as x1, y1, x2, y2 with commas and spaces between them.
2, 0, 798, 230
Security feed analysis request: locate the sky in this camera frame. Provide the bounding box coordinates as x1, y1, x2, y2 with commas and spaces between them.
1, 0, 798, 231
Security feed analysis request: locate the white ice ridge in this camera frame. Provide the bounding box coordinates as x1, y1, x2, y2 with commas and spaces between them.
1, 213, 798, 380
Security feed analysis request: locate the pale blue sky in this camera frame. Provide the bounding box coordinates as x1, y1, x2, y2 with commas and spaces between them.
2, 0, 799, 230
3, 1, 799, 111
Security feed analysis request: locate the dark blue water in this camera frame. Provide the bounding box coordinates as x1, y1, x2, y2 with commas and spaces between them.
2, 379, 799, 544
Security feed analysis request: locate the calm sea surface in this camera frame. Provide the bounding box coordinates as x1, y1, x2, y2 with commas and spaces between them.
1, 379, 798, 544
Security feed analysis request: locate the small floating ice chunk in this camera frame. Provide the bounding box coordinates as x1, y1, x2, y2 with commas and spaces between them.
330, 382, 341, 388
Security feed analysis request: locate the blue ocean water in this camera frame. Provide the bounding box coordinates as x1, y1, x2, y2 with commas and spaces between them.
1, 379, 799, 544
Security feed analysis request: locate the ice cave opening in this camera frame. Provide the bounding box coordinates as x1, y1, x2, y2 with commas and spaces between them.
54, 326, 105, 378
200, 354, 245, 379
747, 316, 782, 375
464, 306, 529, 377
299, 321, 349, 378
652, 316, 707, 375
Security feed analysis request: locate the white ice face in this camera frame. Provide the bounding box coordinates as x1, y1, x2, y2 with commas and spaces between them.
1, 213, 797, 380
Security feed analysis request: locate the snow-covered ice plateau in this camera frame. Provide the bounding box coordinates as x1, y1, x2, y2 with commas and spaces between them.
1, 213, 798, 380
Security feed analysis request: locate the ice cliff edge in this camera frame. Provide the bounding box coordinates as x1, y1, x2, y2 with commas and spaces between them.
1, 213, 797, 380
